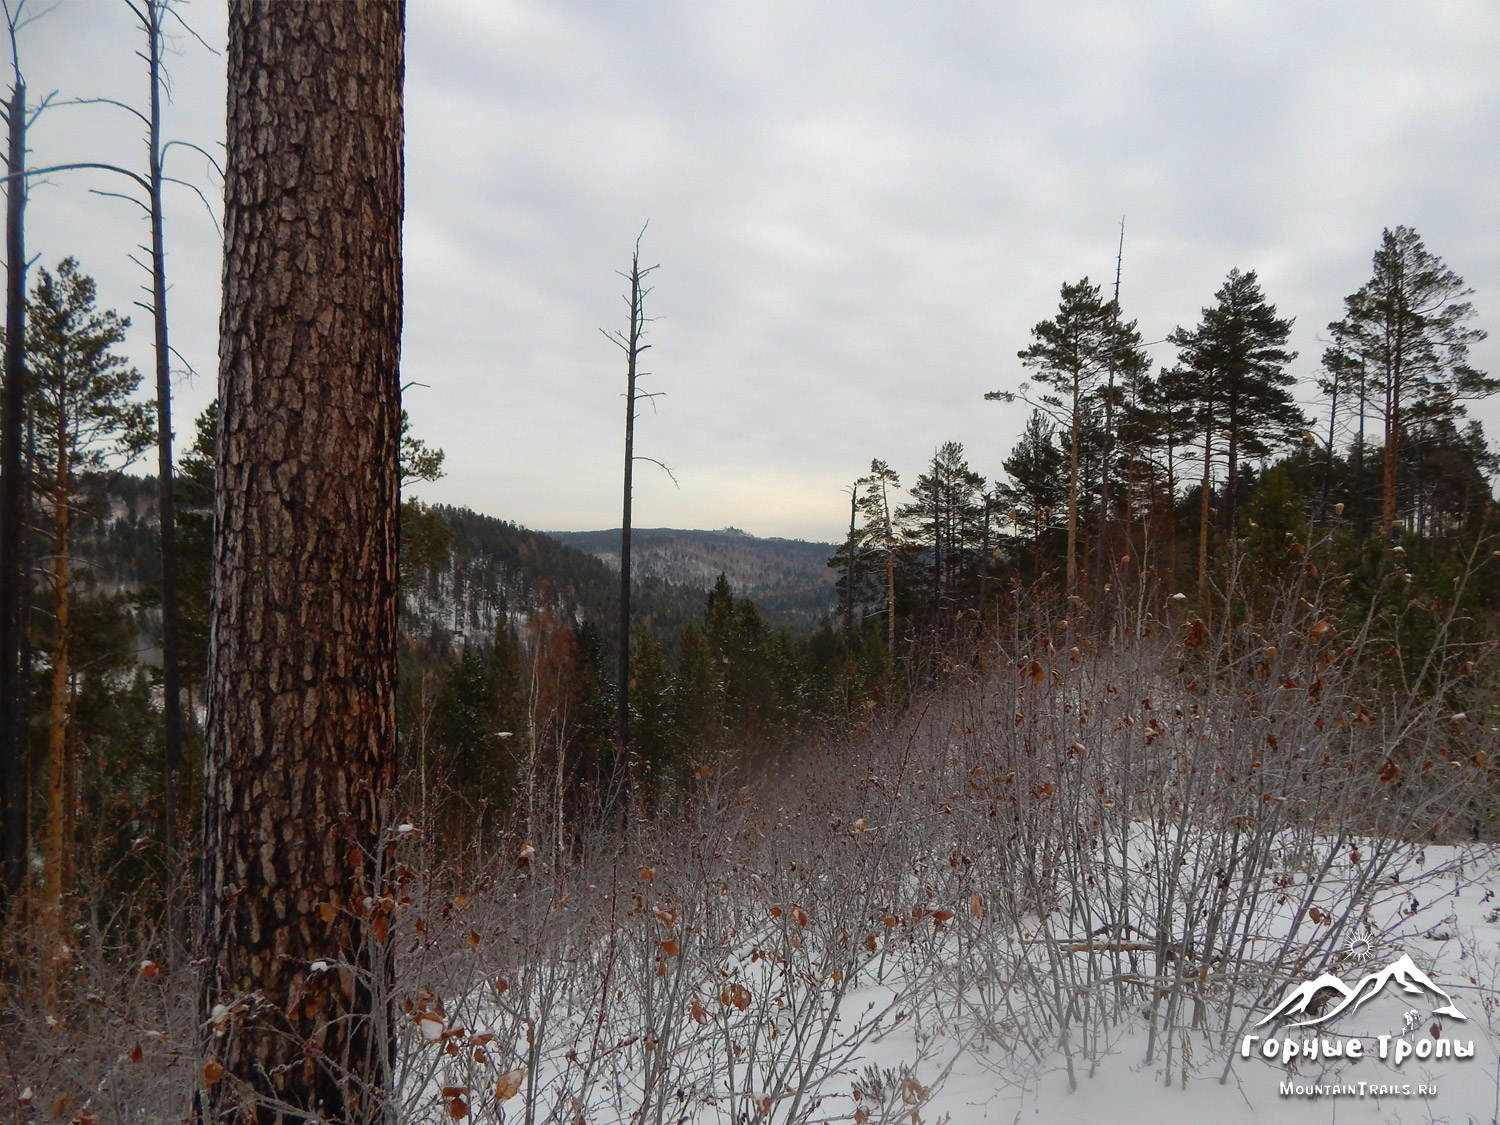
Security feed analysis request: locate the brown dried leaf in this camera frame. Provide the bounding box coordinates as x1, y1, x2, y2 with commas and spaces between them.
496, 1068, 524, 1101
203, 1059, 224, 1087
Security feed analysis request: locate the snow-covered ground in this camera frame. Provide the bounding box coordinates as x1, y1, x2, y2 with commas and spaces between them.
799, 842, 1494, 1125
395, 834, 1498, 1124
392, 622, 1500, 1125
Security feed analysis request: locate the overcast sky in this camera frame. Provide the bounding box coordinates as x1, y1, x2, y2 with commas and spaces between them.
18, 0, 1500, 543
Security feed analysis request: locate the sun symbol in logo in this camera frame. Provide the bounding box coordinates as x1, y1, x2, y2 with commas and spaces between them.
1344, 924, 1379, 964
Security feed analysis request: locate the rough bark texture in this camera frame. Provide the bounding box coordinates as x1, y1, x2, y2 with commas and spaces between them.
201, 3, 404, 1120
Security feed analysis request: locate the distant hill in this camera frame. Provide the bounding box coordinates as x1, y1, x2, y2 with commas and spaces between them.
549, 527, 838, 624
406, 506, 706, 651
69, 479, 832, 663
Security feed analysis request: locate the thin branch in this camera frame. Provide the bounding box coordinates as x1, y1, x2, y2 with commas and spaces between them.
22, 88, 54, 128
633, 456, 679, 489
162, 173, 220, 235
88, 187, 150, 214
5, 160, 151, 191
162, 0, 218, 57
162, 138, 223, 177
166, 343, 200, 383
51, 94, 150, 128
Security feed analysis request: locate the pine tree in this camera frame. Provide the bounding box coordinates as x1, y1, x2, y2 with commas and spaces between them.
828, 481, 878, 646
1328, 226, 1493, 541
24, 259, 152, 967
898, 441, 985, 610
995, 410, 1068, 579
175, 403, 214, 701
856, 459, 901, 655
1163, 268, 1301, 585
1003, 278, 1147, 592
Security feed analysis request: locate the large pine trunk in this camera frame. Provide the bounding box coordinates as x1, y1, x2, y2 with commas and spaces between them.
200, 3, 404, 1120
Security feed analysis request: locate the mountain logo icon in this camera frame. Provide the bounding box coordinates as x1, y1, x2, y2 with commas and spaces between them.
1256, 953, 1467, 1029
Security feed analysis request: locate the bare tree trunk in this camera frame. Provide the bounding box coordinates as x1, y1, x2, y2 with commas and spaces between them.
200, 3, 403, 1119
1321, 378, 1339, 521
1381, 362, 1401, 542
1065, 376, 1081, 593
607, 232, 654, 788
842, 484, 857, 644
617, 263, 639, 767
1197, 429, 1211, 590
1165, 441, 1176, 590
40, 453, 68, 988
977, 490, 990, 620
885, 548, 895, 655
0, 76, 25, 925
140, 0, 185, 950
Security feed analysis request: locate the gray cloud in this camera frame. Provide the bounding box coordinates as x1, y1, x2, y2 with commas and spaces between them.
20, 0, 1500, 541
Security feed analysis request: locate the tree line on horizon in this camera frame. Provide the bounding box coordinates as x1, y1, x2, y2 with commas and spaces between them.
831, 225, 1496, 651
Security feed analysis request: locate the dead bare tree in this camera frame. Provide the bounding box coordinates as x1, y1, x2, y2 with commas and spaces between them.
0, 0, 41, 939
601, 227, 660, 780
